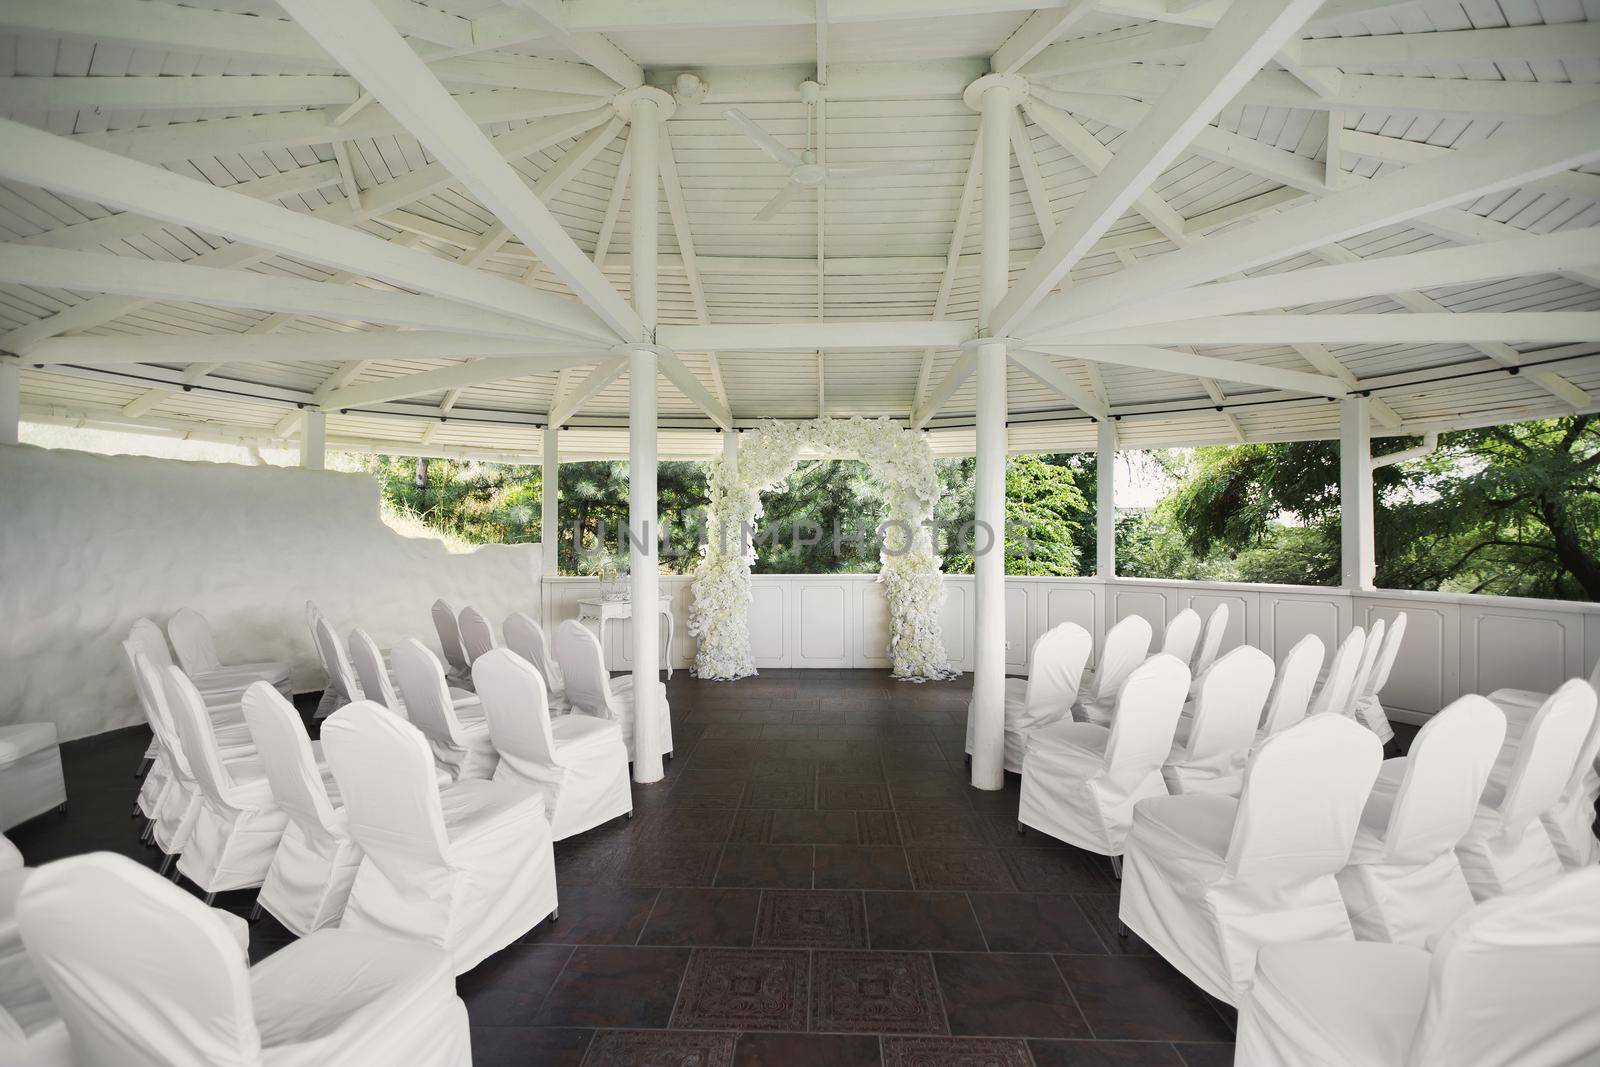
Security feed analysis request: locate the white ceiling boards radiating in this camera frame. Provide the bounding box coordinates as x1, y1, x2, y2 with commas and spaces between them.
0, 0, 1596, 459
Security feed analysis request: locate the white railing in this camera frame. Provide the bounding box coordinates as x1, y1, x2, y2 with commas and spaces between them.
545, 573, 1600, 723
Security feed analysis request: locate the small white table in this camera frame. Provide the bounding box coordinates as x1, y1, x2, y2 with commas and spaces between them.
575, 595, 676, 679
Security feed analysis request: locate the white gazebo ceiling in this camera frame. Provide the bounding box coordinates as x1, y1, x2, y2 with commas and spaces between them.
0, 0, 1597, 461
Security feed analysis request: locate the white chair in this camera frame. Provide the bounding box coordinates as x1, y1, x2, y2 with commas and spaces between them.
17, 851, 471, 1067
1352, 612, 1407, 744
1192, 603, 1230, 676
1018, 654, 1191, 863
473, 648, 632, 840
1255, 634, 1325, 739
457, 605, 498, 666
1542, 697, 1600, 870
1163, 645, 1275, 796
126, 652, 209, 872
0, 836, 71, 1067
1161, 608, 1202, 666
0, 726, 64, 834
160, 665, 287, 902
503, 611, 571, 714
1336, 695, 1506, 947
241, 682, 362, 937
431, 598, 475, 691
1076, 615, 1154, 727
127, 618, 252, 721
322, 701, 558, 975
350, 627, 482, 723
1307, 625, 1366, 720
1344, 617, 1387, 720
311, 614, 364, 718
964, 621, 1092, 773
1456, 679, 1597, 901
1237, 865, 1600, 1067
553, 619, 673, 764
1121, 714, 1383, 1004
391, 639, 499, 781
167, 607, 292, 699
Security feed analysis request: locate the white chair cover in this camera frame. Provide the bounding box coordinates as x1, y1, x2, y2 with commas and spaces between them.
431, 598, 474, 690
312, 615, 363, 711
1121, 714, 1382, 1004
17, 852, 470, 1067
1353, 613, 1407, 744
457, 605, 498, 666
167, 607, 292, 698
1077, 615, 1154, 727
0, 837, 71, 1067
1238, 866, 1600, 1067
1161, 608, 1202, 666
391, 639, 498, 782
1336, 695, 1506, 947
964, 622, 1092, 773
322, 701, 558, 975
1307, 625, 1366, 720
128, 618, 252, 721
1457, 680, 1597, 901
1345, 617, 1387, 719
1164, 645, 1275, 796
1542, 690, 1600, 870
553, 620, 674, 763
1018, 654, 1191, 857
351, 627, 481, 725
241, 682, 361, 937
473, 649, 631, 840
503, 611, 571, 714
0, 724, 64, 835
1257, 634, 1325, 739
160, 666, 286, 894
1192, 603, 1230, 676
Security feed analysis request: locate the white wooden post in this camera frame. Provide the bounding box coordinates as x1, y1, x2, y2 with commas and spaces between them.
0, 362, 19, 446
966, 74, 1023, 791
1340, 396, 1375, 590
299, 409, 325, 470
621, 86, 674, 784
722, 429, 738, 466
541, 426, 559, 576
1097, 419, 1116, 577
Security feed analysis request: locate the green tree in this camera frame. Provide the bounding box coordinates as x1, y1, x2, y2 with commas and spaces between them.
937, 453, 1095, 576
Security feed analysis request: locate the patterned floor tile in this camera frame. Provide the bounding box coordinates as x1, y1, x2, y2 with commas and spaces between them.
672, 948, 810, 1030
581, 1029, 737, 1066
905, 849, 1016, 891
819, 782, 893, 810
754, 890, 868, 948
811, 950, 947, 1035
881, 1036, 1031, 1067
733, 1032, 882, 1066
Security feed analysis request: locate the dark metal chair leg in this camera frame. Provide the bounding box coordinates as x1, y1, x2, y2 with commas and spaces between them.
158, 853, 175, 877
203, 891, 217, 906
1109, 854, 1122, 880
249, 902, 263, 922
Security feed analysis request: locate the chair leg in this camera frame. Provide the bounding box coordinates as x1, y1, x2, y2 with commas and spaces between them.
249, 902, 263, 922
1109, 855, 1122, 880
135, 756, 153, 779
1117, 919, 1129, 939
142, 820, 155, 845
158, 853, 175, 877
550, 907, 559, 922
1016, 821, 1025, 836
55, 801, 67, 815
203, 891, 216, 906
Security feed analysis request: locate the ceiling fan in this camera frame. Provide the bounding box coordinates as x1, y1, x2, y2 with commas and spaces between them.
724, 80, 936, 222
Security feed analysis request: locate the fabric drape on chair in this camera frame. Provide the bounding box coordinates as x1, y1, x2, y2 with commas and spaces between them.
1256, 635, 1324, 739
1163, 645, 1275, 796
167, 607, 292, 699
503, 611, 570, 714
1191, 604, 1230, 677
1077, 615, 1154, 727
1308, 626, 1366, 720
431, 599, 475, 691
552, 621, 673, 763
391, 639, 498, 782
457, 606, 498, 666
1160, 609, 1202, 667
1352, 613, 1407, 744
965, 621, 1092, 773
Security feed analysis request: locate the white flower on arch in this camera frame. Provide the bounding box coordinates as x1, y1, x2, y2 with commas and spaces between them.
687, 417, 957, 682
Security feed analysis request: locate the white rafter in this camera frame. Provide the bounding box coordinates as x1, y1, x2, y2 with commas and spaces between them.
318, 353, 607, 411
1025, 344, 1346, 397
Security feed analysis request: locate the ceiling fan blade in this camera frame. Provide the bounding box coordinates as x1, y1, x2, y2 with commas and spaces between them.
755, 182, 802, 222
723, 108, 803, 168
824, 161, 938, 182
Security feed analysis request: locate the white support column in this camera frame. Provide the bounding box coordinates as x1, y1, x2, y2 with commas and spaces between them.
722, 429, 739, 467
541, 426, 559, 576
0, 361, 19, 445
1096, 419, 1116, 577
621, 86, 674, 785
299, 409, 325, 470
966, 74, 1023, 791
1340, 396, 1375, 590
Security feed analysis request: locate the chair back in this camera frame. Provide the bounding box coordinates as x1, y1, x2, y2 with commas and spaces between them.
504, 612, 562, 692
304, 600, 326, 635
1360, 612, 1407, 704
473, 649, 559, 784
554, 620, 612, 715
1379, 695, 1505, 865
17, 853, 261, 1066
241, 681, 340, 847
348, 627, 403, 716
126, 618, 176, 670
1409, 866, 1600, 1066
312, 616, 362, 705
1161, 609, 1202, 666
1184, 645, 1275, 762
1307, 626, 1366, 719
1023, 622, 1091, 715
1193, 603, 1230, 675
160, 666, 246, 811
391, 638, 468, 746
1497, 680, 1598, 833
431, 598, 470, 674
1103, 654, 1192, 785
1258, 634, 1325, 737
1094, 614, 1153, 703
457, 605, 498, 665
321, 701, 452, 875
126, 649, 196, 785
167, 608, 223, 674
1225, 714, 1380, 884
1344, 618, 1387, 715
0, 833, 19, 873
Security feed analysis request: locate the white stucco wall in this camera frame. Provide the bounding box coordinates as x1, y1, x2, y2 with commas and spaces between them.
0, 443, 543, 741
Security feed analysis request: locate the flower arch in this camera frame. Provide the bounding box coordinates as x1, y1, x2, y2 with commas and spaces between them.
688, 417, 957, 682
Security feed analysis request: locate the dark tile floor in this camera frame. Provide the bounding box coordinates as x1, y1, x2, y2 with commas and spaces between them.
9, 670, 1238, 1066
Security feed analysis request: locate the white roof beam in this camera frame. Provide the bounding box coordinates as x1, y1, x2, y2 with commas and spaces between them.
992, 0, 1329, 335
642, 60, 986, 102
548, 358, 626, 428
659, 322, 976, 351
660, 122, 732, 420
1026, 344, 1345, 397
1298, 23, 1600, 67
1338, 130, 1600, 203
1008, 349, 1112, 418
279, 0, 643, 341
912, 351, 976, 429
318, 352, 606, 411
0, 75, 360, 112
23, 332, 588, 367
1022, 23, 1208, 78
990, 0, 1099, 74
1069, 313, 1600, 346
500, 0, 643, 87
915, 124, 983, 418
